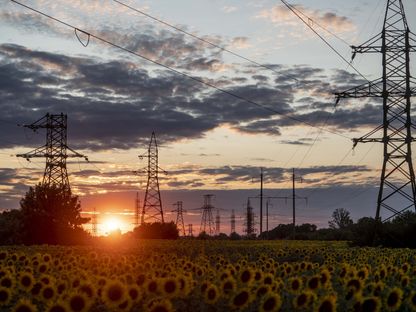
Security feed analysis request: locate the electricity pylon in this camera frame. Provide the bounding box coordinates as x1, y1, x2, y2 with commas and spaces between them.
134, 192, 141, 228
244, 198, 255, 236
172, 201, 186, 236
230, 209, 236, 234
215, 209, 221, 235
136, 132, 166, 224
200, 194, 215, 235
336, 0, 416, 222
17, 113, 88, 192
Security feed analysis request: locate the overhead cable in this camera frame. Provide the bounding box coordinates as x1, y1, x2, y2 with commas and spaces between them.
9, 0, 351, 140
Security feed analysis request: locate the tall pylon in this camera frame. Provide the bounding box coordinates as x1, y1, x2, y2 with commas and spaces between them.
200, 194, 215, 235
138, 132, 165, 224
215, 209, 220, 235
91, 207, 98, 237
134, 192, 141, 228
336, 0, 416, 222
244, 198, 255, 236
230, 209, 236, 234
172, 201, 186, 236
17, 113, 88, 191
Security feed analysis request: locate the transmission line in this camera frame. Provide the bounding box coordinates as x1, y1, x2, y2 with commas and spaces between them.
9, 0, 351, 140
280, 0, 378, 89
112, 0, 293, 79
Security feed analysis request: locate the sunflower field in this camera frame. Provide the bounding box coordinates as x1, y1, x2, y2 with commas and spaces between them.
1, 240, 416, 312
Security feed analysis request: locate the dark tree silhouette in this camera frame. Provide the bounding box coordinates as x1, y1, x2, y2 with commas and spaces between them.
329, 208, 353, 229
20, 183, 90, 244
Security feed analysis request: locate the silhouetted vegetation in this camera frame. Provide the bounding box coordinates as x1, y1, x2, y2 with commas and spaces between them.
133, 221, 179, 239
0, 184, 91, 245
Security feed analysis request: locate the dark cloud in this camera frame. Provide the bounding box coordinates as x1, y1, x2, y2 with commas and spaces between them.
0, 43, 383, 152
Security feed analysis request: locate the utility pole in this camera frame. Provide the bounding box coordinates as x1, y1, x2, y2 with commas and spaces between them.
291, 168, 308, 239
260, 168, 264, 236
17, 113, 88, 191
336, 0, 416, 222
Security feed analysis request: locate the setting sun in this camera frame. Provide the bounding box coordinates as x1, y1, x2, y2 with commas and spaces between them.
103, 217, 122, 234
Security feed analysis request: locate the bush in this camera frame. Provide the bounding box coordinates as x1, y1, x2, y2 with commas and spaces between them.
133, 222, 179, 239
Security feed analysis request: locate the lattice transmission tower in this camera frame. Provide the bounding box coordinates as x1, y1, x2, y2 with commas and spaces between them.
336, 0, 416, 222
137, 132, 166, 224
17, 113, 88, 191
244, 198, 255, 236
172, 201, 186, 236
134, 192, 141, 228
200, 194, 215, 235
230, 209, 236, 234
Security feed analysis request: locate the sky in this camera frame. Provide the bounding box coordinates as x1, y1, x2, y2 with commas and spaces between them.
1, 0, 416, 235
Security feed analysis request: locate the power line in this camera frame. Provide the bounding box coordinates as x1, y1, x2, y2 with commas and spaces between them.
280, 0, 378, 88
9, 0, 351, 140
282, 1, 350, 46
112, 0, 295, 80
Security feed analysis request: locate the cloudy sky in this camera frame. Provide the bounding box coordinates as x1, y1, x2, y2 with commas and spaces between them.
1, 0, 415, 234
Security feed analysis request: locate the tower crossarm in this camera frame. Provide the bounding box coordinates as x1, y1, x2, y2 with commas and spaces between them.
336, 79, 384, 99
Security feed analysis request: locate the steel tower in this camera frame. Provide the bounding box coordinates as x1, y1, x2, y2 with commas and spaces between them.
140, 132, 165, 224
336, 0, 416, 221
172, 201, 186, 236
200, 194, 215, 235
230, 209, 236, 234
244, 198, 255, 236
17, 113, 87, 191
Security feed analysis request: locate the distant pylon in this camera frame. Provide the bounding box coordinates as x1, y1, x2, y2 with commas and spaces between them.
91, 207, 98, 237
215, 209, 220, 235
244, 198, 255, 236
231, 209, 236, 234
188, 224, 193, 237
134, 192, 141, 228
138, 132, 165, 224
17, 113, 88, 191
336, 0, 416, 222
172, 201, 186, 236
200, 194, 215, 235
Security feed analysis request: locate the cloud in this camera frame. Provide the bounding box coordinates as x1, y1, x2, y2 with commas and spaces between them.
222, 6, 238, 13
257, 4, 356, 33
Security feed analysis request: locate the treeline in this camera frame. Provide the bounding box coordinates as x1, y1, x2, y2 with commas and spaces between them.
257, 210, 416, 248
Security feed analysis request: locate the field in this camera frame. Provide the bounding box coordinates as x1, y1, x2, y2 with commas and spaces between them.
1, 240, 416, 312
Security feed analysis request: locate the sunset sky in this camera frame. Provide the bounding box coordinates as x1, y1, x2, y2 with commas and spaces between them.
1, 0, 415, 235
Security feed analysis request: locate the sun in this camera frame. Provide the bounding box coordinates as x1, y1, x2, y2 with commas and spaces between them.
103, 217, 122, 234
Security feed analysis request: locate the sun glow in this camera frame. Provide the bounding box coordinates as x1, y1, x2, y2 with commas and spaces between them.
103, 217, 122, 234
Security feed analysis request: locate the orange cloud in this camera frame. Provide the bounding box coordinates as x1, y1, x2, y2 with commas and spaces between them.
257, 5, 356, 34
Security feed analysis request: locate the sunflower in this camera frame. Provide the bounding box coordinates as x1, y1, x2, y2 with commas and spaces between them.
204, 284, 219, 304
161, 278, 179, 298
360, 296, 381, 312
0, 274, 14, 289
407, 290, 416, 311
220, 277, 237, 297
45, 300, 69, 312
307, 275, 320, 291
346, 278, 363, 293
12, 298, 38, 312
238, 267, 254, 285
385, 287, 403, 311
40, 285, 56, 302
102, 280, 127, 308
288, 277, 303, 294
147, 298, 174, 312
293, 291, 315, 309
67, 292, 90, 312
19, 272, 35, 291
259, 294, 281, 312
0, 287, 12, 306
315, 295, 336, 312
230, 288, 252, 310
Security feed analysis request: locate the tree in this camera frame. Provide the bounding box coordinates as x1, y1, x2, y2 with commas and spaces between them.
328, 208, 353, 229
133, 222, 179, 239
0, 209, 24, 245
20, 183, 90, 244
